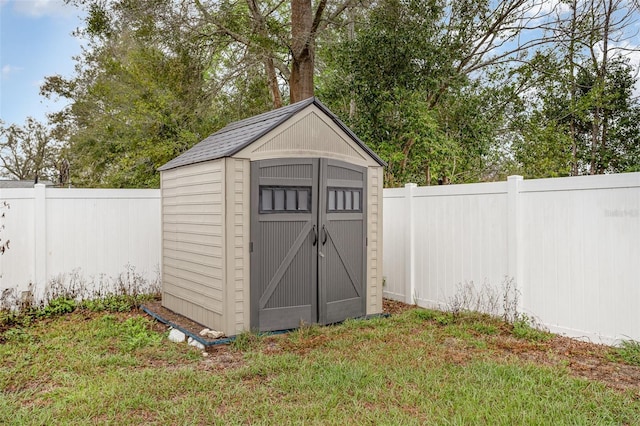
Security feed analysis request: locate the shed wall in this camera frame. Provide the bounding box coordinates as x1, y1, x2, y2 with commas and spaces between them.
223, 158, 251, 334
161, 160, 225, 330
367, 166, 384, 315
233, 105, 380, 168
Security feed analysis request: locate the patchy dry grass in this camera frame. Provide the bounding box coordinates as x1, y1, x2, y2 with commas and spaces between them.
1, 303, 639, 425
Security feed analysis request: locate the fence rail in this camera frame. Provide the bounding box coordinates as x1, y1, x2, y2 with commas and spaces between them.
0, 185, 161, 304
383, 173, 640, 344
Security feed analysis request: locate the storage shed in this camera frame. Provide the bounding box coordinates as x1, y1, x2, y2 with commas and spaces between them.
158, 97, 385, 335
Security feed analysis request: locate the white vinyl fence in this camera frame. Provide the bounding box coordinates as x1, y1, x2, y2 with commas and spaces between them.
0, 185, 161, 305
383, 173, 640, 345
2, 175, 639, 345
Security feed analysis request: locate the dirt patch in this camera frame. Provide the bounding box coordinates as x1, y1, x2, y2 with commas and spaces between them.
143, 298, 412, 338
141, 300, 220, 339
385, 300, 640, 394
383, 298, 417, 315
490, 334, 640, 394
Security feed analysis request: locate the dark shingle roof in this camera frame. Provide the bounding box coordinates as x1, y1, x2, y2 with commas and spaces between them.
158, 97, 385, 171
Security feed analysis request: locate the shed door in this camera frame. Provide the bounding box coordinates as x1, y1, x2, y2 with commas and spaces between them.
319, 159, 367, 325
250, 158, 318, 331
250, 158, 367, 331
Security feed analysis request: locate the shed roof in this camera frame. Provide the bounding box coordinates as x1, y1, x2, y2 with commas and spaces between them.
158, 97, 385, 171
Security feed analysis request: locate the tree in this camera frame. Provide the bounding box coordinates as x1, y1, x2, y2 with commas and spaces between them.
0, 118, 60, 182
318, 0, 529, 185
192, 0, 360, 105
44, 0, 220, 187
509, 0, 640, 177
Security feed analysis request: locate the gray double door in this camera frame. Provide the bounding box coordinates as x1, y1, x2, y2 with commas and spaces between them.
250, 158, 367, 331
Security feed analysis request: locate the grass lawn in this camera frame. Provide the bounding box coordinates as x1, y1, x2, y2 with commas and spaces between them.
1, 304, 639, 425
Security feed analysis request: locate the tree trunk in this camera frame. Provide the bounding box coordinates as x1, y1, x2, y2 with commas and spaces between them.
290, 54, 315, 103
290, 0, 316, 103
265, 57, 283, 108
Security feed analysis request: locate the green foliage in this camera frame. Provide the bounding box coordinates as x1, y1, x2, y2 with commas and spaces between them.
472, 322, 500, 336
40, 297, 76, 318
119, 317, 162, 352
615, 340, 640, 366
43, 1, 222, 188
436, 313, 454, 326
1, 327, 34, 344
32, 0, 640, 188
79, 294, 146, 313
510, 47, 640, 177
512, 315, 552, 342
412, 308, 438, 321
319, 0, 513, 186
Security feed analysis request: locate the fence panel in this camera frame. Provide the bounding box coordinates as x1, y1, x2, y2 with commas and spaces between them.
0, 185, 161, 303
520, 174, 640, 343
384, 173, 640, 344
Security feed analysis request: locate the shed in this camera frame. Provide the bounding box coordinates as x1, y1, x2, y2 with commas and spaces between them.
158, 97, 385, 335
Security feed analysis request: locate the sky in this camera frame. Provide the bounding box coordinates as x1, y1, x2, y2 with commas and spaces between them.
0, 0, 84, 127
0, 0, 638, 129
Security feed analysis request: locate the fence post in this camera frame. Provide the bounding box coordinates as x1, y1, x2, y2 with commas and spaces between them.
405, 183, 417, 305
34, 184, 47, 290
507, 175, 523, 312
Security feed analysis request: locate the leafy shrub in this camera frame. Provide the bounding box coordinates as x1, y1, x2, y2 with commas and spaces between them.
80, 295, 142, 313
41, 297, 76, 317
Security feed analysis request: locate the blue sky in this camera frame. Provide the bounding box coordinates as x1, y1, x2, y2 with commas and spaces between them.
0, 0, 84, 126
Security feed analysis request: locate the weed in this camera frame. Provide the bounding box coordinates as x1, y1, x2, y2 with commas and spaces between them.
472, 322, 500, 336
40, 297, 76, 317
2, 327, 33, 343
231, 330, 261, 352
512, 315, 551, 342
436, 314, 454, 326
80, 294, 151, 313
119, 317, 162, 352
615, 340, 640, 366
412, 309, 437, 321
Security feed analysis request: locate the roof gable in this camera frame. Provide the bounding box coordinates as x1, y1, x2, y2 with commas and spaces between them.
158, 98, 385, 171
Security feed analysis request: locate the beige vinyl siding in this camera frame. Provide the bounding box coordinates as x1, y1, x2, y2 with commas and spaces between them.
161, 160, 226, 330
367, 166, 384, 315
233, 105, 380, 168
224, 158, 251, 334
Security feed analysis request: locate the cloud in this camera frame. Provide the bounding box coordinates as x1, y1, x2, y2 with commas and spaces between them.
11, 0, 76, 18
1, 64, 23, 79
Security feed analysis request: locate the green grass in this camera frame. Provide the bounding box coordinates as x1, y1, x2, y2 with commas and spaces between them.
616, 339, 640, 366
0, 308, 638, 425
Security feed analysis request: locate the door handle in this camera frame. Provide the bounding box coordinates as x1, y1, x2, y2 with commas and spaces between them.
312, 225, 318, 246
321, 225, 327, 246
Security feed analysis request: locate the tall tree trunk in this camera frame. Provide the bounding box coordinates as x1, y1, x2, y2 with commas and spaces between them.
265, 57, 283, 108
290, 0, 315, 102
